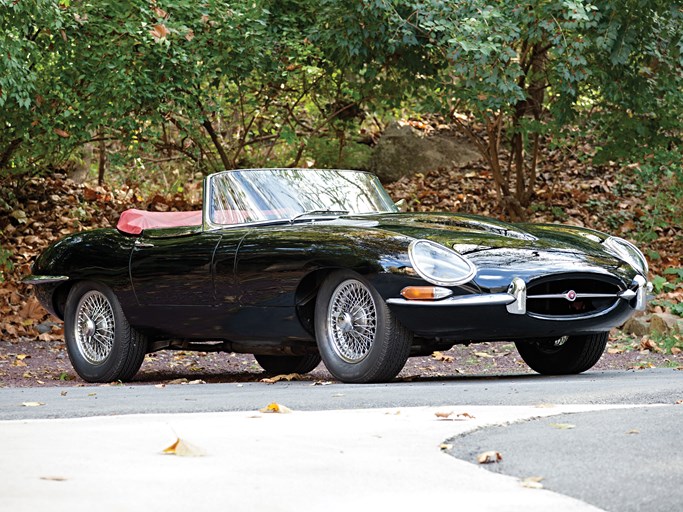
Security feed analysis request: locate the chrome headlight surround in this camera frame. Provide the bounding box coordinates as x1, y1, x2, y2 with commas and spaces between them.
408, 239, 477, 286
603, 236, 648, 275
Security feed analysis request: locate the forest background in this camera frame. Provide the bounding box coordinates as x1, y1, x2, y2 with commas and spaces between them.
1, 0, 681, 356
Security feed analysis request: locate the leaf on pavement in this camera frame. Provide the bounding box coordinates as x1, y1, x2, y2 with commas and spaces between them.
549, 422, 576, 430
473, 351, 494, 358
626, 429, 640, 434
435, 410, 475, 420
521, 476, 544, 489
439, 443, 453, 451
477, 450, 502, 464
260, 373, 302, 384
432, 351, 454, 363
259, 402, 292, 414
21, 401, 45, 407
162, 437, 206, 457
40, 476, 68, 482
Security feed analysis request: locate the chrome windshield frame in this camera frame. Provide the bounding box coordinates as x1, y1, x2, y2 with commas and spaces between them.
202, 168, 398, 231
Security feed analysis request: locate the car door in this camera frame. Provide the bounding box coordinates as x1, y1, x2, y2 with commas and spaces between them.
130, 228, 222, 306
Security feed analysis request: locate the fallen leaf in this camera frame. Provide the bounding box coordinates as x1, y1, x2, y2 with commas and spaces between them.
474, 351, 494, 358
626, 429, 640, 434
435, 410, 475, 420
638, 338, 661, 353
259, 402, 292, 414
260, 373, 302, 384
439, 443, 453, 451
549, 423, 576, 430
40, 476, 68, 482
432, 351, 454, 363
521, 476, 544, 489
162, 437, 206, 457
21, 401, 45, 407
477, 450, 502, 464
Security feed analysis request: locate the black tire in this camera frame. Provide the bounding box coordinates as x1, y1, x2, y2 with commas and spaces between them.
254, 354, 322, 375
515, 332, 608, 375
314, 270, 413, 383
64, 281, 147, 383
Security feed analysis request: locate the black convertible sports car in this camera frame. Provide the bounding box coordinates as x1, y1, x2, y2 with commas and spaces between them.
24, 168, 651, 383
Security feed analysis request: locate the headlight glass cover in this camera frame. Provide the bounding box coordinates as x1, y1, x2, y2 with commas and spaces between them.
408, 239, 477, 286
603, 236, 648, 275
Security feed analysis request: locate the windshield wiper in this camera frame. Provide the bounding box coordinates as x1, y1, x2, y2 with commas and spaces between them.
288, 209, 349, 224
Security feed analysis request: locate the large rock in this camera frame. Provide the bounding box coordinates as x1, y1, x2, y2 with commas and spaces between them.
649, 312, 683, 335
622, 316, 650, 337
369, 121, 480, 183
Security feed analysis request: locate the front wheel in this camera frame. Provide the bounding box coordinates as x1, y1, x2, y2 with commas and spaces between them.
64, 281, 147, 383
254, 354, 321, 375
515, 332, 608, 375
314, 270, 413, 383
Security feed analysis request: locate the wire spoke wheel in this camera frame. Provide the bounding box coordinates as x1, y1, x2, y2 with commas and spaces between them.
315, 270, 413, 383
65, 281, 147, 383
327, 279, 377, 363
74, 290, 115, 365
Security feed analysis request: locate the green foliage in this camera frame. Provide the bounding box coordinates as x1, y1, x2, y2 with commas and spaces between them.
0, 243, 12, 282
0, 0, 75, 175
0, 0, 681, 200
305, 138, 372, 170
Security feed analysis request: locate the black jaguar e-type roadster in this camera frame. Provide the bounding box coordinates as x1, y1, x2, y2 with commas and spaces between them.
24, 168, 650, 383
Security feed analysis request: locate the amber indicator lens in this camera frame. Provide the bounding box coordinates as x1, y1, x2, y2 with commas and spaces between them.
400, 286, 453, 301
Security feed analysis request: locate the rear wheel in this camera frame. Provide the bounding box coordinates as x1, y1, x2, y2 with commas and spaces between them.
515, 332, 608, 375
254, 354, 321, 375
314, 270, 413, 383
64, 281, 147, 383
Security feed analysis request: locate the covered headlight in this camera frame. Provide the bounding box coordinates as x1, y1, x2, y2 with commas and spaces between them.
603, 236, 648, 275
408, 239, 477, 286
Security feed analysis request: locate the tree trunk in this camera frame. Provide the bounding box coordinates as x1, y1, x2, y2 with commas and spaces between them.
0, 138, 23, 172
98, 132, 106, 185
202, 119, 231, 170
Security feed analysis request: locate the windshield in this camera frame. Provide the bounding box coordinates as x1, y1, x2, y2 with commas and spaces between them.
207, 169, 398, 225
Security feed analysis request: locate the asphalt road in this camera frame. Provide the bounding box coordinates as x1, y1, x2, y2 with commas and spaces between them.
2, 368, 681, 512
0, 368, 680, 420
448, 405, 683, 512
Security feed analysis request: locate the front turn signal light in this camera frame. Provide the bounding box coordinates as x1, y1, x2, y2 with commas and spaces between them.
400, 286, 453, 301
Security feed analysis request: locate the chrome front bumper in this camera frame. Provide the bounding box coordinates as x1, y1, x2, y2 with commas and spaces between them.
386, 275, 651, 314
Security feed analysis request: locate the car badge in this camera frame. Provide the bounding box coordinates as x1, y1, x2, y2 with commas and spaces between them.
565, 290, 577, 302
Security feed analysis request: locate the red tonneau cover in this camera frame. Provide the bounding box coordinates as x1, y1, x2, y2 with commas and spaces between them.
117, 209, 202, 235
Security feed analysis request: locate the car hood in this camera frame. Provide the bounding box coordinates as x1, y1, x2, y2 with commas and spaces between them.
338, 212, 630, 288
344, 212, 603, 253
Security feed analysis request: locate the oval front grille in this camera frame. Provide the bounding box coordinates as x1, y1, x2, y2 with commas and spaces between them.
526, 275, 623, 318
